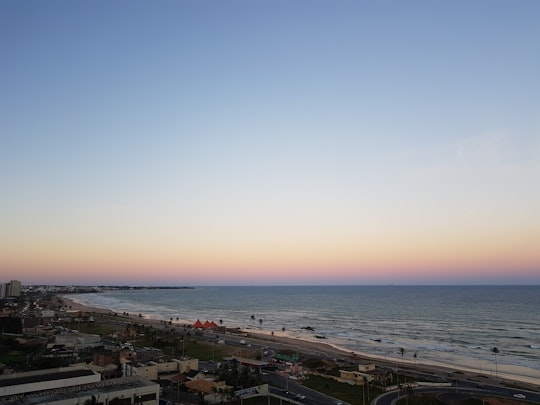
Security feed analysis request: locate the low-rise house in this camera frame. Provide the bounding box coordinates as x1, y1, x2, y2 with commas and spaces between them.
40, 309, 55, 318
41, 343, 78, 360
55, 332, 103, 349
123, 357, 199, 380
185, 379, 227, 396
175, 357, 199, 374
339, 363, 377, 385
88, 353, 121, 379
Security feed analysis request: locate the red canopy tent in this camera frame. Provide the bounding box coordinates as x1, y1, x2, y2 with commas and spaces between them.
192, 319, 204, 328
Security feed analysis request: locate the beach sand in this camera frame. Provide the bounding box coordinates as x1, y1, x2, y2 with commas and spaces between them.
243, 329, 540, 388
59, 295, 540, 389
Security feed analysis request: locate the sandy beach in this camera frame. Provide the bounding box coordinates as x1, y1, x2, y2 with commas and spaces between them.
243, 329, 540, 388
59, 295, 540, 390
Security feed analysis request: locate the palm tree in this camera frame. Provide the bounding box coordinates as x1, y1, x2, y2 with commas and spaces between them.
259, 318, 263, 328
250, 314, 255, 324
492, 347, 500, 378
413, 352, 418, 369
400, 347, 405, 359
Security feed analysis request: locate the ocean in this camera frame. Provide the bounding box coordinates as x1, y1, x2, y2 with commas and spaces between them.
66, 285, 540, 380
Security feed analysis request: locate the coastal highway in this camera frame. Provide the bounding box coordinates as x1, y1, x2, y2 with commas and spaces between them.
373, 384, 540, 405
264, 372, 350, 405
186, 331, 540, 405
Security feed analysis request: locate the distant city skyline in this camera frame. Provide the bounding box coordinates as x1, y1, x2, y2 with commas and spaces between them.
1, 1, 539, 285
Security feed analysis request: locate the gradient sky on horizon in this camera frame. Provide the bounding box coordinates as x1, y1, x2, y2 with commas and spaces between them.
1, 1, 539, 286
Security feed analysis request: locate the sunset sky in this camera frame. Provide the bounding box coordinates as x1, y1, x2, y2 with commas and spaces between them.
1, 1, 539, 285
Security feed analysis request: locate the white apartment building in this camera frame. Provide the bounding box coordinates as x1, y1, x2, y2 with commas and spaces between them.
0, 366, 159, 405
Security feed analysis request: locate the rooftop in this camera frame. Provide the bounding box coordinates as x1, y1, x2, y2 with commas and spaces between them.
2, 376, 158, 405
0, 368, 96, 388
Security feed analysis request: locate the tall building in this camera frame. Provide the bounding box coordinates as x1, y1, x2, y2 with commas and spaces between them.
6, 280, 21, 297
0, 283, 6, 299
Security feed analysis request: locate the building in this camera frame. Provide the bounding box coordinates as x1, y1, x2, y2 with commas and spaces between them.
6, 280, 21, 298
0, 366, 101, 398
123, 358, 199, 380
223, 356, 268, 370
55, 332, 103, 349
339, 363, 377, 385
41, 344, 78, 361
0, 366, 159, 405
176, 357, 199, 374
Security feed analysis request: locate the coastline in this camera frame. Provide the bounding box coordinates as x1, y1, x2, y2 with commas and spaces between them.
244, 329, 540, 388
60, 294, 540, 389
59, 294, 191, 330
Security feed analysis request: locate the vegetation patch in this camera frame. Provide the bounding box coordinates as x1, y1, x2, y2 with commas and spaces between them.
303, 374, 381, 405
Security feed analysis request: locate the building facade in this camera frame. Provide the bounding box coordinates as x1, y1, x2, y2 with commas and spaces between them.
0, 366, 159, 405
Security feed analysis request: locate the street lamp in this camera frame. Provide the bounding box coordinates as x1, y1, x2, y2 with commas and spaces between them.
180, 338, 185, 358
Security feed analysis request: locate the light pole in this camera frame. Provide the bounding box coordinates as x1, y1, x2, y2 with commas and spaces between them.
362, 381, 365, 405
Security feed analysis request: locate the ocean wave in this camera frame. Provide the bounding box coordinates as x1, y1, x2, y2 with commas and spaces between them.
465, 345, 490, 350
411, 344, 454, 353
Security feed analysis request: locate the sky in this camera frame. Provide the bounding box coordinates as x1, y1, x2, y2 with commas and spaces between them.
1, 1, 539, 286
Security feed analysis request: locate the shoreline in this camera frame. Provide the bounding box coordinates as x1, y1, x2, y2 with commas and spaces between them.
243, 329, 540, 388
59, 294, 540, 389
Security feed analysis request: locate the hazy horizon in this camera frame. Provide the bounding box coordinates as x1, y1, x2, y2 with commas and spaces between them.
18, 280, 540, 288
2, 1, 539, 286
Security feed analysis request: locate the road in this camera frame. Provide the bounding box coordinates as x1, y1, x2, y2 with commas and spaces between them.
374, 383, 540, 405
262, 371, 350, 405
175, 330, 540, 405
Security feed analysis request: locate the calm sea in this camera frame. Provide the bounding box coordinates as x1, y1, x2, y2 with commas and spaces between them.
66, 285, 540, 375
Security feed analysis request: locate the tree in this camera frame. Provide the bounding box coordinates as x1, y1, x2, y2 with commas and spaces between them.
259, 318, 263, 327
250, 314, 255, 324
400, 347, 405, 359
492, 347, 500, 378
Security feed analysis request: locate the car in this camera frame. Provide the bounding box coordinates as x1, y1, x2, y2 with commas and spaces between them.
513, 394, 526, 399
295, 394, 306, 400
